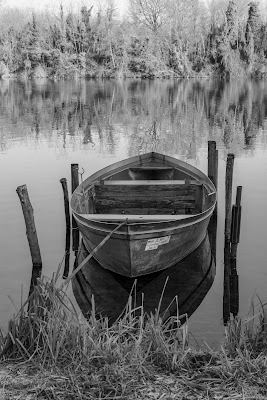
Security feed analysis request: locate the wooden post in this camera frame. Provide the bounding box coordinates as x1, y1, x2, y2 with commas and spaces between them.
208, 141, 218, 264
60, 178, 71, 279
235, 185, 242, 207
71, 164, 79, 194
223, 241, 231, 325
208, 210, 217, 266
208, 141, 218, 189
71, 164, 79, 252
229, 186, 242, 317
231, 186, 242, 245
229, 266, 239, 317
60, 178, 70, 229
63, 228, 71, 279
223, 153, 235, 325
225, 154, 235, 242
16, 185, 42, 296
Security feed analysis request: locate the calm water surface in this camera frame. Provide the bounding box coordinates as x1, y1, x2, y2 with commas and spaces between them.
0, 78, 267, 348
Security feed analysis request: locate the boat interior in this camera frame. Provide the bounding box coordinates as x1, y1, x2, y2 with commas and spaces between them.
80, 165, 214, 217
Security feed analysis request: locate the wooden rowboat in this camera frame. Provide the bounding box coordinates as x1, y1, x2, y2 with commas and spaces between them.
72, 234, 215, 325
71, 152, 216, 277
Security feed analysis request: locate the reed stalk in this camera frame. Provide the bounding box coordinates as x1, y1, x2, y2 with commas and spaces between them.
0, 271, 187, 370
1, 272, 267, 399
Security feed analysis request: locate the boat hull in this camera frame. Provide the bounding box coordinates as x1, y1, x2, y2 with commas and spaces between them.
71, 151, 216, 277
75, 210, 212, 277
72, 234, 215, 324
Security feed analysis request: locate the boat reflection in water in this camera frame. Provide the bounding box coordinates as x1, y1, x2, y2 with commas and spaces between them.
72, 233, 215, 324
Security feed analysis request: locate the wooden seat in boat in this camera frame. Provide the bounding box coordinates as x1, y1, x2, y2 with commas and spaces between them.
92, 182, 205, 215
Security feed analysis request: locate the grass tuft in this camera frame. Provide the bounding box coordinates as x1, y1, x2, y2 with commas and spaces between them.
224, 296, 267, 358
1, 274, 267, 399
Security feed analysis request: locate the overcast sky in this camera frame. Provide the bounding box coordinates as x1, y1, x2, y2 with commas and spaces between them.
1, 0, 266, 19
1, 0, 129, 15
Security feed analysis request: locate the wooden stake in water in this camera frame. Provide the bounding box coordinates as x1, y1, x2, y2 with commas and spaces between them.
230, 186, 242, 317
207, 141, 218, 263
208, 208, 218, 265
71, 164, 79, 252
225, 154, 235, 242
223, 153, 235, 325
60, 178, 71, 278
60, 178, 70, 229
231, 186, 242, 246
71, 164, 79, 194
208, 141, 218, 189
16, 185, 42, 296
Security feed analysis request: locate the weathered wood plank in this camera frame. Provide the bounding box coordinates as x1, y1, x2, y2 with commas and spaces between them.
103, 179, 204, 186
16, 185, 42, 297
104, 180, 187, 185
94, 184, 202, 213
93, 183, 204, 215
95, 183, 197, 197
60, 177, 71, 278
80, 213, 197, 222
95, 196, 197, 205
71, 164, 80, 252
96, 206, 195, 215
208, 141, 218, 189
195, 184, 205, 213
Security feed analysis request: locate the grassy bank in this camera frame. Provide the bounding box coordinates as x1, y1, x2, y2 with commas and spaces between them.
0, 272, 267, 399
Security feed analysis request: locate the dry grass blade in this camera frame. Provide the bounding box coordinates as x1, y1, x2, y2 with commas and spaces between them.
1, 273, 267, 399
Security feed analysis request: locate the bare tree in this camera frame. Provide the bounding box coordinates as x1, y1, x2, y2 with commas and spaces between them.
129, 0, 168, 33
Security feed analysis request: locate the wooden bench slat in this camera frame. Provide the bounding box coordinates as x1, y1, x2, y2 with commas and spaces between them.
94, 208, 196, 215
95, 184, 197, 196
80, 214, 198, 222
102, 180, 190, 185
129, 167, 174, 170
91, 182, 205, 215
94, 186, 200, 214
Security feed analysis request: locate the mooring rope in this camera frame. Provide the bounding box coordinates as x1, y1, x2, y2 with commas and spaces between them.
60, 220, 127, 289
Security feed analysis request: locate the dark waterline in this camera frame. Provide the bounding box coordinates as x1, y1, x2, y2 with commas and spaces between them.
0, 78, 267, 348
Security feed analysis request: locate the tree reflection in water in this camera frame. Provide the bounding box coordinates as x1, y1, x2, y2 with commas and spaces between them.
0, 79, 266, 156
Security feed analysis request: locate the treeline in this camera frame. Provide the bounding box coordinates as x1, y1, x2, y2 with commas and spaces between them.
0, 0, 266, 79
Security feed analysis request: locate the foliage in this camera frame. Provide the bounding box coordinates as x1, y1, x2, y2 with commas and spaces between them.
226, 0, 238, 47
0, 60, 9, 77
245, 2, 262, 51
0, 1, 266, 78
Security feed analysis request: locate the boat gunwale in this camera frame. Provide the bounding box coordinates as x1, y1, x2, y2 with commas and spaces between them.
71, 151, 217, 227
72, 152, 216, 194
73, 205, 214, 239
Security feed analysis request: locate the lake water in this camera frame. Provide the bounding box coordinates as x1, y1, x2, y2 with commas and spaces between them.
0, 78, 266, 348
